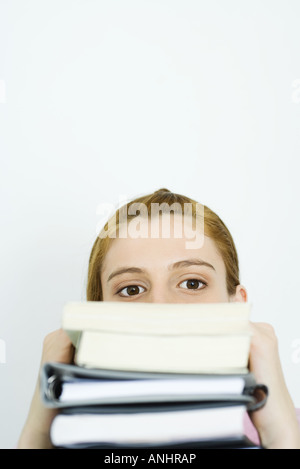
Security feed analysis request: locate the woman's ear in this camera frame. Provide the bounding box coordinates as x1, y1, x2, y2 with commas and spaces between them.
229, 285, 248, 302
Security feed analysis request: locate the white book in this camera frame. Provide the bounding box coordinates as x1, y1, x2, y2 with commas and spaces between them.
50, 405, 247, 447
62, 301, 252, 373
56, 376, 246, 404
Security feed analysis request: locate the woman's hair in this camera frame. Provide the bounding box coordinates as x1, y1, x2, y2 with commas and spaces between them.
86, 188, 240, 300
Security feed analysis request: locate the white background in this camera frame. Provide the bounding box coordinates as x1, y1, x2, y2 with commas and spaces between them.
1, 0, 300, 448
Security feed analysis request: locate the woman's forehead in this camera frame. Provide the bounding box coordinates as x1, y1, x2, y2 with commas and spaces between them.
101, 231, 224, 277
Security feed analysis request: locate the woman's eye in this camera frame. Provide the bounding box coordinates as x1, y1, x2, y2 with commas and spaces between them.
179, 279, 206, 290
118, 285, 145, 297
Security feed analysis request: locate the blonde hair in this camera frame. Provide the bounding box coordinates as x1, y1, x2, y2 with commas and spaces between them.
87, 188, 240, 300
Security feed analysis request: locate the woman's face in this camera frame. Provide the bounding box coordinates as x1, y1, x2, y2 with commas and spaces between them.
101, 214, 247, 304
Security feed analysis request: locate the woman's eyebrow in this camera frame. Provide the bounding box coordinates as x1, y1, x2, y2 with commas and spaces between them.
107, 267, 145, 283
107, 259, 215, 283
170, 258, 216, 272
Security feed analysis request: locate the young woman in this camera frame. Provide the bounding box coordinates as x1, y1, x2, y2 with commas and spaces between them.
18, 188, 300, 449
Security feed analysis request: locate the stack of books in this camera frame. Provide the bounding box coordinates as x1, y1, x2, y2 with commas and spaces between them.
40, 301, 268, 449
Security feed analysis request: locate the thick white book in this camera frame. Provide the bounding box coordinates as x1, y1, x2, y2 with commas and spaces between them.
62, 301, 252, 373
50, 404, 248, 448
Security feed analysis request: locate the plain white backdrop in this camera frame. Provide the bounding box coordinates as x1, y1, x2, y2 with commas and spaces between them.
1, 0, 300, 448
